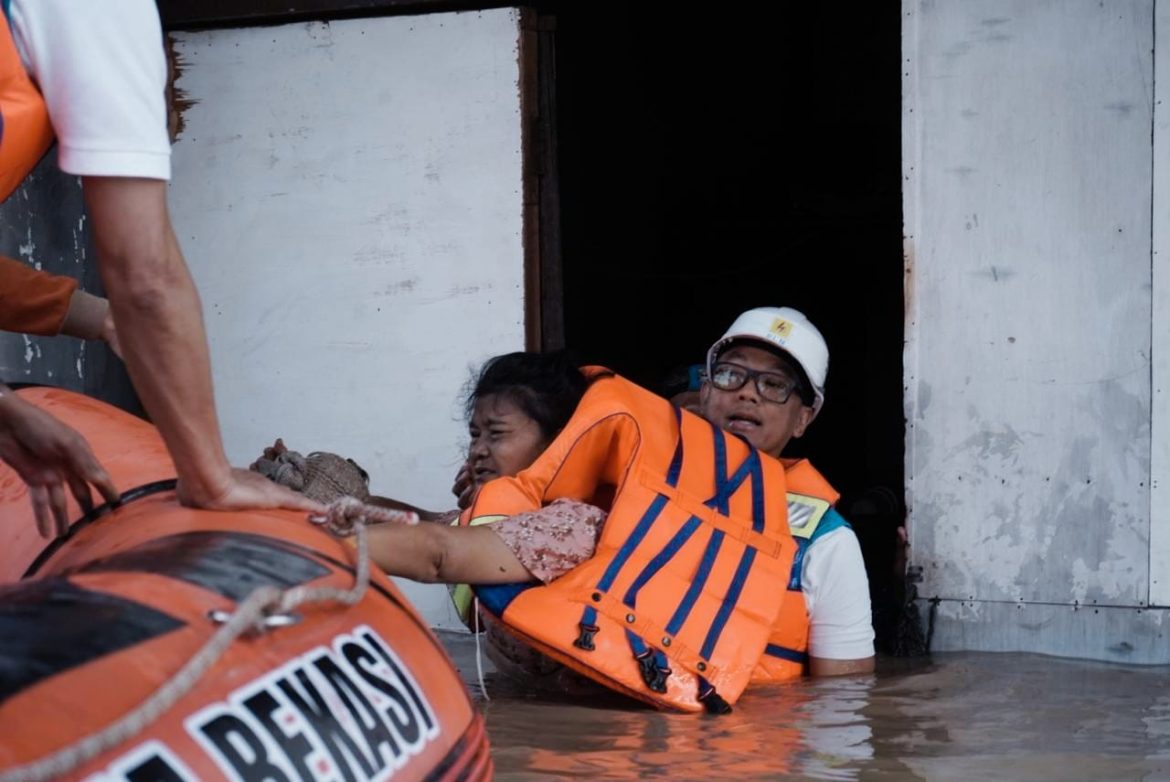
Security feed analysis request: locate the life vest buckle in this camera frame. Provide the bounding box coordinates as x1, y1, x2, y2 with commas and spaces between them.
635, 650, 670, 693
698, 681, 733, 715
573, 622, 600, 651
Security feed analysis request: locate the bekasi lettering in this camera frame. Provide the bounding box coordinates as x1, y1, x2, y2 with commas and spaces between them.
186, 625, 439, 782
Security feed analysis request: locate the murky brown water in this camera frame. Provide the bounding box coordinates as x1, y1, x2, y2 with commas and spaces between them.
437, 632, 1170, 781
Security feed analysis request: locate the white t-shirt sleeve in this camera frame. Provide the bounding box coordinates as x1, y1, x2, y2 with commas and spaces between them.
801, 526, 875, 660
9, 0, 171, 179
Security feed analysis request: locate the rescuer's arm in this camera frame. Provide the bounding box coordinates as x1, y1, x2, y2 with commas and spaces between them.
82, 177, 323, 514
0, 255, 122, 356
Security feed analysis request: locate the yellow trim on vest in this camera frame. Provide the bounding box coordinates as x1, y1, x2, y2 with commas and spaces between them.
786, 492, 831, 540
463, 515, 507, 526
450, 514, 508, 623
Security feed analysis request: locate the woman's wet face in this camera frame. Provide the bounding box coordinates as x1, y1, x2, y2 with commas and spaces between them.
467, 393, 549, 485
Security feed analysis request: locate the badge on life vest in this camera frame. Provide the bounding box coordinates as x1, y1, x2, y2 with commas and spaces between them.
786, 492, 830, 539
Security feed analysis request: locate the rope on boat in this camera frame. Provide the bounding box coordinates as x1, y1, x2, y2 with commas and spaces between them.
473, 596, 491, 702
0, 499, 405, 782
308, 495, 419, 533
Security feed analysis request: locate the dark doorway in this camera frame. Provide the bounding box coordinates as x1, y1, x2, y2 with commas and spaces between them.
552, 4, 907, 647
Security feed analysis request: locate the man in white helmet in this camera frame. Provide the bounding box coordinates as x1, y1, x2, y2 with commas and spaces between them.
700, 306, 875, 676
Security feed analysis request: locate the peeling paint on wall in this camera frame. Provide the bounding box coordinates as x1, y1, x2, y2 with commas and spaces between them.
168, 10, 525, 631
903, 0, 1159, 661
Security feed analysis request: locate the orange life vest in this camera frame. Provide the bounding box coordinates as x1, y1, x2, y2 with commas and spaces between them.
0, 8, 53, 201
752, 459, 843, 683
462, 373, 798, 713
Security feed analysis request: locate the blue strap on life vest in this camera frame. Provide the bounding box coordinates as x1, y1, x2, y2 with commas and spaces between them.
477, 406, 689, 632
620, 514, 702, 605
626, 630, 671, 693
620, 422, 757, 613
663, 422, 759, 635
764, 644, 809, 665
617, 422, 750, 622
665, 526, 722, 636
661, 425, 762, 636
614, 420, 769, 705
698, 449, 765, 660
571, 408, 686, 650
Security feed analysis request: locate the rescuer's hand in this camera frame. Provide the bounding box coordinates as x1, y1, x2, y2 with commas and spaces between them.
177, 466, 326, 514
0, 389, 120, 538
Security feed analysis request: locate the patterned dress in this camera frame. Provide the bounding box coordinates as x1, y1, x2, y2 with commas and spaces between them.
478, 498, 607, 689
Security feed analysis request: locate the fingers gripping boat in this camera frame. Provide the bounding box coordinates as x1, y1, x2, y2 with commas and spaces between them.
0, 388, 491, 782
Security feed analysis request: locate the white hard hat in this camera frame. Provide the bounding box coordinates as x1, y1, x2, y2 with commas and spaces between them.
706, 307, 829, 411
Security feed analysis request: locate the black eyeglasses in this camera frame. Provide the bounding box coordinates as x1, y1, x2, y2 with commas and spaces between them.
708, 361, 804, 405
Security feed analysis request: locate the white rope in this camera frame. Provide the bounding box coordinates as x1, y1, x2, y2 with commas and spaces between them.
308, 496, 418, 533
472, 596, 490, 702
0, 501, 381, 782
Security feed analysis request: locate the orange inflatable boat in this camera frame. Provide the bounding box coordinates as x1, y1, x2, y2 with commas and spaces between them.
0, 387, 491, 782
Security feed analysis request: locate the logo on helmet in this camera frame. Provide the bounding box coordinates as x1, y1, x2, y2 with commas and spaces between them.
769, 318, 794, 340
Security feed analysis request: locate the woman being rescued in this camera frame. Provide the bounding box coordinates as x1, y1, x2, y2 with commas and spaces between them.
365, 352, 610, 687
361, 350, 605, 586
258, 318, 861, 713
255, 351, 612, 686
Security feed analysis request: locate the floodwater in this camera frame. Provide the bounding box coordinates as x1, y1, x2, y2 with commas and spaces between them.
438, 632, 1170, 781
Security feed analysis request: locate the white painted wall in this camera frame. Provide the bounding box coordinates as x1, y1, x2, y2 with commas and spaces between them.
904, 0, 1168, 662
1151, 0, 1170, 608
168, 10, 525, 629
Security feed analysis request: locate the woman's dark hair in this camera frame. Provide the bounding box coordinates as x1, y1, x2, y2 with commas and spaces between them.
465, 350, 593, 441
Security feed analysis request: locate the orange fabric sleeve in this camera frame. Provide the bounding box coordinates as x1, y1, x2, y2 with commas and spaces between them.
0, 255, 78, 335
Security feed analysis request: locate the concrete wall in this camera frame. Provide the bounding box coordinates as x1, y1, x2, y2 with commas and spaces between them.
168, 9, 526, 629
904, 0, 1168, 662
1150, 0, 1170, 612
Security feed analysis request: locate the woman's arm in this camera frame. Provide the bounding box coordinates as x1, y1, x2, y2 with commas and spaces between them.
367, 522, 535, 584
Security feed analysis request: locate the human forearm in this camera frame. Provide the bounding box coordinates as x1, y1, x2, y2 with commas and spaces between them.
368, 523, 447, 582
102, 225, 231, 500
83, 177, 230, 501
368, 523, 533, 584
82, 177, 322, 514
0, 252, 117, 349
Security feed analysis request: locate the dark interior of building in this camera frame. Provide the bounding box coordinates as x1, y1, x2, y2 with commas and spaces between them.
552, 3, 910, 649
